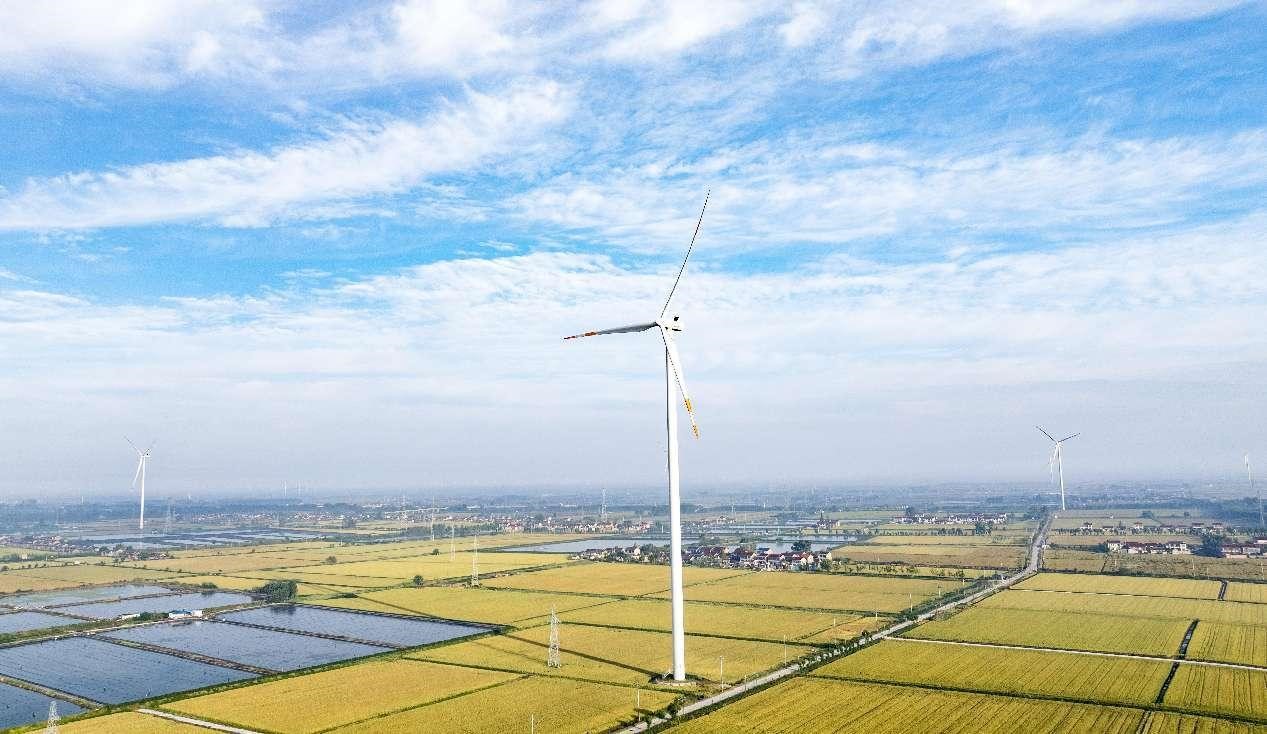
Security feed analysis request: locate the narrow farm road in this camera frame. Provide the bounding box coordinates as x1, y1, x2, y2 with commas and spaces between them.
138, 708, 265, 733
623, 515, 1053, 732
888, 637, 1267, 672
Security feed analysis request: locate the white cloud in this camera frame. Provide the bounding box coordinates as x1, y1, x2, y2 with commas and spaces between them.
0, 81, 569, 230
2, 215, 1266, 491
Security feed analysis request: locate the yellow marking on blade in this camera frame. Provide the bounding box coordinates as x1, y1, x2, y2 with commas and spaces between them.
683, 398, 693, 412
691, 425, 701, 438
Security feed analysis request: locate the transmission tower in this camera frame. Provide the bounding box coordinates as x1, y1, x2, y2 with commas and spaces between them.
164, 500, 173, 535
44, 701, 59, 734
547, 606, 561, 668
470, 534, 480, 586
450, 525, 456, 561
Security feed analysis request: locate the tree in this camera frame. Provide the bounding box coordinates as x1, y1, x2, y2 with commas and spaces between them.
791, 540, 813, 552
323, 555, 338, 565
258, 579, 298, 602
430, 548, 440, 555
411, 574, 424, 586
1200, 534, 1223, 558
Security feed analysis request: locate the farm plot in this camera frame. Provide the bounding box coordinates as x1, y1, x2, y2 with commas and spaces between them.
1015, 573, 1221, 599
666, 678, 1144, 734
291, 551, 571, 581
482, 563, 747, 597
1105, 555, 1267, 582
414, 623, 807, 685
866, 534, 1025, 546
817, 639, 1171, 706
1163, 665, 1267, 722
1225, 583, 1267, 605
9, 564, 181, 585
326, 676, 674, 734
831, 544, 1026, 569
164, 660, 515, 734
1143, 712, 1267, 734
0, 546, 50, 559
663, 572, 945, 613
60, 712, 208, 734
233, 569, 402, 589
0, 572, 73, 595
906, 607, 1190, 656
1042, 550, 1107, 573
982, 590, 1267, 626
1186, 622, 1267, 667
558, 597, 867, 642
124, 553, 312, 574
0, 637, 253, 704
317, 586, 614, 626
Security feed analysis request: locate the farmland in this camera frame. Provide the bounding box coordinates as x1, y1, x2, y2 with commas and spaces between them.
1163, 665, 1267, 722
60, 712, 206, 733
482, 563, 747, 596
327, 676, 674, 734
663, 571, 946, 613
981, 589, 1267, 626
164, 660, 516, 733
831, 543, 1027, 569
1015, 573, 1221, 599
816, 639, 1172, 707
906, 607, 1191, 656
1143, 712, 1267, 734
316, 586, 613, 626
558, 597, 876, 642
1225, 583, 1267, 604
1041, 549, 1107, 572
1186, 622, 1267, 667
668, 678, 1145, 733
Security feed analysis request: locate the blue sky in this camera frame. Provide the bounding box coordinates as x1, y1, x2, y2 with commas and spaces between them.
1, 1, 1265, 496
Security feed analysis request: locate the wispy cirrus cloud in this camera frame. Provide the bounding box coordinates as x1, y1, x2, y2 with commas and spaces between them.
0, 81, 569, 230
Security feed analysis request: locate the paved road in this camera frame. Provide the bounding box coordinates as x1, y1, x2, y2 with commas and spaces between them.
622, 515, 1053, 732
138, 709, 263, 733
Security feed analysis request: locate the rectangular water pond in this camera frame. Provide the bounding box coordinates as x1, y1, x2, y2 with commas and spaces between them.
103, 620, 388, 671
0, 682, 84, 731
62, 591, 252, 619
0, 637, 253, 704
0, 584, 175, 609
0, 611, 80, 634
218, 605, 485, 647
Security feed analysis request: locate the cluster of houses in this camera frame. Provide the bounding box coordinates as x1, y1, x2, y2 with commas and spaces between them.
890, 513, 1010, 526
1220, 539, 1267, 558
1065, 520, 1228, 536
1105, 539, 1192, 555
574, 543, 831, 572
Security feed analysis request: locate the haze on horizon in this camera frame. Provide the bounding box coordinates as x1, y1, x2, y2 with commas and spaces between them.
1, 1, 1265, 497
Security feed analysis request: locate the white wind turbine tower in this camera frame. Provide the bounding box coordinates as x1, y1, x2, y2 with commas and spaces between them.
1037, 427, 1078, 512
125, 437, 155, 531
1248, 453, 1263, 528
564, 192, 709, 682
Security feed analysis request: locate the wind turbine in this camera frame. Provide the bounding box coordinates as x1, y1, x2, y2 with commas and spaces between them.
1248, 453, 1263, 529
126, 437, 155, 531
1037, 427, 1078, 512
564, 192, 709, 682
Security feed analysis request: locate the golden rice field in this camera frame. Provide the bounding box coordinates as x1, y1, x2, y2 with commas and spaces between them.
818, 639, 1171, 706
1042, 549, 1108, 572
60, 712, 207, 734
233, 569, 404, 589
0, 572, 74, 594
1103, 555, 1267, 582
414, 622, 808, 685
558, 597, 867, 642
1224, 582, 1267, 604
982, 589, 1267, 627
296, 551, 570, 581
662, 572, 945, 613
906, 607, 1190, 656
316, 586, 614, 625
10, 563, 181, 585
126, 553, 310, 574
482, 563, 747, 597
667, 678, 1144, 734
865, 534, 1025, 546
1015, 573, 1221, 599
1186, 622, 1267, 667
1163, 665, 1267, 722
1143, 711, 1267, 734
164, 660, 515, 734
0, 546, 50, 559
326, 676, 674, 734
174, 574, 329, 596
831, 544, 1026, 569
167, 541, 331, 558
831, 563, 995, 578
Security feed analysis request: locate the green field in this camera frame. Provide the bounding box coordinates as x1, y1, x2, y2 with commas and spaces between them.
906, 607, 1190, 656
1142, 712, 1267, 734
817, 639, 1171, 706
1224, 583, 1267, 604
667, 678, 1144, 733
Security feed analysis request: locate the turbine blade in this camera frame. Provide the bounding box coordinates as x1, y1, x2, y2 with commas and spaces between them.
146, 439, 157, 454
1058, 433, 1080, 443
661, 328, 700, 439
124, 435, 141, 454
132, 459, 143, 489
660, 191, 710, 319
1035, 426, 1056, 442
563, 322, 658, 340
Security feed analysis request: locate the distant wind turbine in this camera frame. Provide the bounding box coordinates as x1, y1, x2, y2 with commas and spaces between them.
1248, 453, 1263, 529
564, 192, 709, 682
125, 437, 155, 530
1037, 427, 1078, 512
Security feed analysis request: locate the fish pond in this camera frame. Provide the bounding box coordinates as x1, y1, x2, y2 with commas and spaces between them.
219, 604, 486, 647
0, 682, 83, 731
0, 610, 80, 634
61, 591, 252, 619
0, 584, 174, 609
0, 637, 253, 704
103, 620, 388, 671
